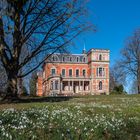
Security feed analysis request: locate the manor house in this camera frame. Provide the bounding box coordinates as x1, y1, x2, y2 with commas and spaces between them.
36, 48, 110, 96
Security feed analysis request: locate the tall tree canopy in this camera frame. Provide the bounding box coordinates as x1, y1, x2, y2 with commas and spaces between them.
0, 0, 92, 100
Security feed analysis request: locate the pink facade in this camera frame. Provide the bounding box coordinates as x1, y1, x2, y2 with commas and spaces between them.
36, 49, 110, 96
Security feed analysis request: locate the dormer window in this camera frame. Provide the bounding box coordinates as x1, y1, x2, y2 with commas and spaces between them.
52, 56, 55, 61
76, 57, 79, 62
52, 55, 58, 61
62, 57, 65, 62
99, 54, 102, 61
70, 57, 72, 62
83, 57, 86, 62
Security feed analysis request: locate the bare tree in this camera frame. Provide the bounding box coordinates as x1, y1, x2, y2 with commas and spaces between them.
118, 29, 140, 94
0, 0, 92, 101
109, 65, 126, 92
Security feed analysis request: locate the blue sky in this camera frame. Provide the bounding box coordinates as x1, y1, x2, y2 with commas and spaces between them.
73, 0, 140, 66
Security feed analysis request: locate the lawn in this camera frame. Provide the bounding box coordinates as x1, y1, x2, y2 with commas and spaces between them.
0, 95, 140, 140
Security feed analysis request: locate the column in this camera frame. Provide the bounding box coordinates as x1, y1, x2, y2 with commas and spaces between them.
68, 81, 70, 91
79, 81, 80, 91
82, 81, 84, 91
53, 81, 55, 90
72, 81, 73, 93
61, 80, 63, 91
88, 81, 90, 91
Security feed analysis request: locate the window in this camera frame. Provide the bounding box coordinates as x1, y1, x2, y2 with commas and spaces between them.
62, 69, 65, 77
76, 57, 79, 62
97, 67, 105, 77
51, 69, 56, 75
99, 54, 102, 61
83, 57, 86, 62
99, 81, 102, 90
62, 57, 65, 62
52, 56, 55, 61
55, 80, 58, 90
52, 56, 58, 61
83, 69, 86, 77
70, 57, 72, 62
69, 69, 72, 77
76, 69, 79, 77
99, 67, 102, 76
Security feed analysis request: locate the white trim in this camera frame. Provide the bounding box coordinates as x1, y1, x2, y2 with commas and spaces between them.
43, 71, 45, 79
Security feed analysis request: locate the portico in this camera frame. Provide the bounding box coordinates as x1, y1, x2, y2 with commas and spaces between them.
61, 80, 90, 93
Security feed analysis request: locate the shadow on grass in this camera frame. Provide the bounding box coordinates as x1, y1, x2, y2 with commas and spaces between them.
0, 96, 73, 104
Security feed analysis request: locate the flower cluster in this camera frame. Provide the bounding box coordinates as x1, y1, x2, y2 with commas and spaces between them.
0, 96, 140, 140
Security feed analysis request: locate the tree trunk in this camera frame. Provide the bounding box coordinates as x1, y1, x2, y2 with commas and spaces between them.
2, 71, 19, 102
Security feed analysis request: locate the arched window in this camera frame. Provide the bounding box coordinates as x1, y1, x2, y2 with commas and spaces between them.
62, 57, 65, 62
55, 80, 58, 90
70, 57, 72, 62
99, 54, 102, 61
69, 69, 72, 77
99, 67, 102, 76
99, 81, 102, 90
52, 55, 58, 61
83, 57, 86, 62
76, 57, 79, 62
51, 68, 56, 75
76, 69, 79, 77
83, 69, 86, 77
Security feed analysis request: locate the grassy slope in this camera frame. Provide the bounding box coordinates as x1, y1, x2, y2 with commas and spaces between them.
0, 95, 140, 140
0, 95, 140, 116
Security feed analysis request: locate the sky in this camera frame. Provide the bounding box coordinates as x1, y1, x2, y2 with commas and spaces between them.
73, 0, 140, 66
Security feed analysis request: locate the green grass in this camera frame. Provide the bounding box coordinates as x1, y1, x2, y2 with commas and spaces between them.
0, 95, 140, 140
